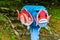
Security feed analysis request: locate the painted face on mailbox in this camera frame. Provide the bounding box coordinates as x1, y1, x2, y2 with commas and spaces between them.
18, 9, 48, 26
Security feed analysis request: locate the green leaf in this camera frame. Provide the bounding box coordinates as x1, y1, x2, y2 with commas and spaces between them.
15, 0, 21, 2
0, 32, 2, 38
0, 16, 7, 22
11, 33, 15, 40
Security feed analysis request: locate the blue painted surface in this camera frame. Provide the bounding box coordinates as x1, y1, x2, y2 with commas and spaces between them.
22, 5, 48, 40
22, 5, 48, 17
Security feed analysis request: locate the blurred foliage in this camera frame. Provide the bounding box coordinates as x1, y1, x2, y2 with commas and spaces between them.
0, 0, 60, 40
11, 33, 15, 40
0, 15, 7, 22
0, 0, 60, 10
0, 32, 2, 39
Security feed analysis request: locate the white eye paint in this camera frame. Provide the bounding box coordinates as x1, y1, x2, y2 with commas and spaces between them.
27, 26, 30, 30
39, 19, 48, 23
29, 18, 31, 20
38, 19, 48, 27
20, 15, 25, 24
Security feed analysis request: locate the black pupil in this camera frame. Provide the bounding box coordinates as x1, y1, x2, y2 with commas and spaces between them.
45, 14, 47, 17
38, 15, 40, 18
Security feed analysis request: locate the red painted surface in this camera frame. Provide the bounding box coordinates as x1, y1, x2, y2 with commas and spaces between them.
37, 10, 47, 22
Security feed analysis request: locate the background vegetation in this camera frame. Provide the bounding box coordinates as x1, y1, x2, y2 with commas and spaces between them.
0, 0, 60, 40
